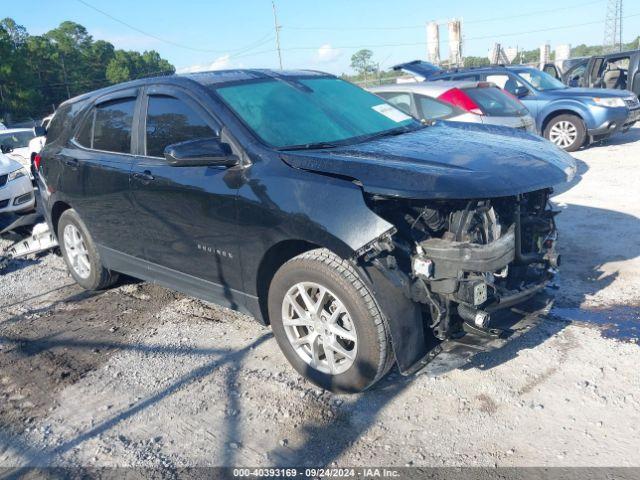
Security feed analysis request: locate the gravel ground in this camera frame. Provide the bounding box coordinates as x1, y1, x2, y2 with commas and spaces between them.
0, 128, 639, 469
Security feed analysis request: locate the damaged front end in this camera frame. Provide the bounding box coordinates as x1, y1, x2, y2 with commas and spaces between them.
360, 189, 560, 372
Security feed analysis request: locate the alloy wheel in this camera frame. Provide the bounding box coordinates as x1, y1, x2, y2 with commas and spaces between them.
63, 224, 91, 279
281, 281, 357, 375
548, 120, 578, 149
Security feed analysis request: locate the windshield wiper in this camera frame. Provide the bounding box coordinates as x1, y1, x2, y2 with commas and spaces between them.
279, 141, 342, 151
358, 124, 422, 143
278, 125, 422, 151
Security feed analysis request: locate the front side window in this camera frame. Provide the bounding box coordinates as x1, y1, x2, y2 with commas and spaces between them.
462, 87, 528, 117
215, 77, 417, 149
92, 98, 135, 154
486, 74, 526, 95
543, 65, 559, 78
145, 95, 216, 157
515, 68, 567, 91
568, 64, 587, 86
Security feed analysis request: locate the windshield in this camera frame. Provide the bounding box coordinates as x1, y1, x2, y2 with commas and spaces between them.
0, 130, 35, 149
215, 77, 418, 149
464, 86, 528, 117
516, 68, 567, 91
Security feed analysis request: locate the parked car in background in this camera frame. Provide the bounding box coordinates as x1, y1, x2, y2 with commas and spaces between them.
394, 61, 639, 151
37, 69, 575, 393
552, 49, 640, 97
540, 57, 588, 86
0, 128, 37, 168
0, 151, 35, 213
369, 81, 536, 133
28, 115, 53, 175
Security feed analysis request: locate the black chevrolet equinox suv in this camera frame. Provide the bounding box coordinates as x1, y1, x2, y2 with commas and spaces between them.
37, 69, 576, 392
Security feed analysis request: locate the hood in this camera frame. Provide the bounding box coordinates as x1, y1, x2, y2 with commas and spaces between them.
543, 87, 633, 99
0, 152, 23, 173
281, 122, 576, 200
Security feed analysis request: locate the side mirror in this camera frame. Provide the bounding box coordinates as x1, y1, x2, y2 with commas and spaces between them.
0, 144, 13, 154
164, 137, 239, 167
514, 86, 529, 98
33, 126, 46, 137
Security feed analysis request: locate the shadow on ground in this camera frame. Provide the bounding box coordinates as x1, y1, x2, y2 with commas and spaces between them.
0, 196, 638, 471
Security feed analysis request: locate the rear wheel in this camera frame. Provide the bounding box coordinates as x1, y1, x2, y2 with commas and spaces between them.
544, 114, 586, 152
58, 209, 118, 290
268, 248, 393, 393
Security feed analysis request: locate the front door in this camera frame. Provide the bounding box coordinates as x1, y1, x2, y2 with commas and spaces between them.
485, 72, 538, 118
129, 86, 243, 304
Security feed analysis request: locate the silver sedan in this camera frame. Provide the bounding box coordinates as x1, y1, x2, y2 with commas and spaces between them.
369, 80, 537, 133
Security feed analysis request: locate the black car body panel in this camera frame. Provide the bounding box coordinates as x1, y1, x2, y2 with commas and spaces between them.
283, 122, 574, 199
37, 69, 575, 376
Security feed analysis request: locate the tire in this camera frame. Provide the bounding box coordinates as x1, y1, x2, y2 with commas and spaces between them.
268, 248, 394, 393
543, 114, 586, 152
57, 209, 119, 290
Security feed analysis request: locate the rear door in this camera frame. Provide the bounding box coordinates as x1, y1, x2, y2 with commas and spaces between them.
63, 89, 141, 257
130, 85, 243, 298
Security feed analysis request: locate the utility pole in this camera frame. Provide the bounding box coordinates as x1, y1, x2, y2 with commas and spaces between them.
272, 1, 283, 70
603, 0, 623, 53
619, 0, 623, 51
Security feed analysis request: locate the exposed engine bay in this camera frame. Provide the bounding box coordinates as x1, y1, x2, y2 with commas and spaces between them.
362, 188, 560, 342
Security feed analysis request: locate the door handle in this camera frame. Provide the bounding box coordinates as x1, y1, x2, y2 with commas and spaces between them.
63, 158, 79, 168
133, 170, 155, 184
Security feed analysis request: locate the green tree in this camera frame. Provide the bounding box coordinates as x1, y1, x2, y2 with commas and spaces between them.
0, 17, 175, 123
463, 56, 490, 68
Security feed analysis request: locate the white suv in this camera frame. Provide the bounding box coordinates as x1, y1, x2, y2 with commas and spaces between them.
0, 152, 35, 213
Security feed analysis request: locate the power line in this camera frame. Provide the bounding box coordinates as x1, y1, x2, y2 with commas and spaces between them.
273, 12, 640, 52
284, 0, 605, 31
74, 0, 273, 56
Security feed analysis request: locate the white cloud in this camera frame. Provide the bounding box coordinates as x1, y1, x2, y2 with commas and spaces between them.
177, 54, 232, 74
315, 44, 342, 64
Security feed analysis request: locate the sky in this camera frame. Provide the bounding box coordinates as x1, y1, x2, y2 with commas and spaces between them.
4, 0, 640, 75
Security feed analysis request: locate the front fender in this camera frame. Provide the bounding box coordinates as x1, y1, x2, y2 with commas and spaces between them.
539, 99, 594, 131
235, 158, 394, 297
360, 261, 439, 374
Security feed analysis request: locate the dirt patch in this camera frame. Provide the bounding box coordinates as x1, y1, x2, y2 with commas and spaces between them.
0, 282, 177, 437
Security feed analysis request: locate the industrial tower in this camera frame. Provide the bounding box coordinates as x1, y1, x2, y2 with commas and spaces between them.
603, 0, 623, 53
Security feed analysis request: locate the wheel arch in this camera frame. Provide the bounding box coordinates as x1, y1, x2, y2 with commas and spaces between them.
541, 107, 588, 134
50, 200, 72, 238
256, 239, 322, 325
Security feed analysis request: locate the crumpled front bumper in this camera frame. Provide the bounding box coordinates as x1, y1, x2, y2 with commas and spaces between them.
411, 221, 557, 314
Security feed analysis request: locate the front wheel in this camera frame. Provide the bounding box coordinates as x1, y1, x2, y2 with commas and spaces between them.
268, 249, 394, 393
544, 114, 586, 152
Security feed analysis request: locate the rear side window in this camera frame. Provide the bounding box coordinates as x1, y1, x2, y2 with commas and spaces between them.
463, 87, 528, 117
376, 92, 413, 116
75, 110, 94, 148
416, 95, 456, 120
46, 105, 72, 142
92, 98, 136, 154
145, 95, 216, 157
